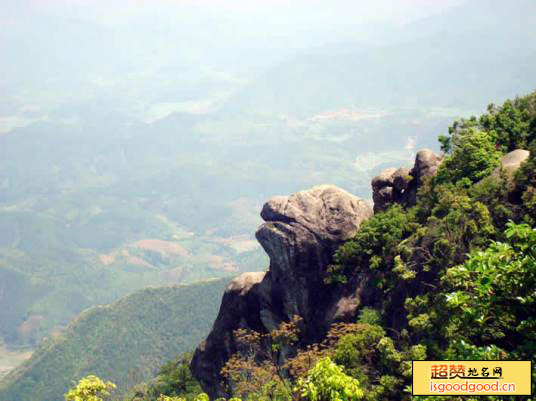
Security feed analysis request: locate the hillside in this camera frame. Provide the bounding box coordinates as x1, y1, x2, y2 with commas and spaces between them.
0, 81, 448, 349
3, 0, 536, 351
0, 112, 268, 346
185, 91, 536, 400
0, 278, 229, 401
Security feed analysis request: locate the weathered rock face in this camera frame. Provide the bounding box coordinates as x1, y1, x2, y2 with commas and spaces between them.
371, 168, 398, 213
372, 149, 442, 213
256, 186, 372, 328
190, 185, 372, 397
492, 149, 530, 178
413, 149, 443, 182
190, 271, 270, 396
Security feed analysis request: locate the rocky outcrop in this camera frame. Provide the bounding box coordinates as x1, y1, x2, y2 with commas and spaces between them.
371, 148, 531, 213
191, 185, 372, 397
372, 167, 410, 213
372, 149, 442, 213
413, 149, 443, 182
492, 149, 530, 178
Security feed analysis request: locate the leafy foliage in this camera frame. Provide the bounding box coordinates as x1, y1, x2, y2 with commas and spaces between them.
317, 92, 536, 401
327, 205, 418, 284
444, 222, 536, 356
124, 353, 203, 401
153, 391, 210, 401
295, 358, 363, 401
515, 141, 536, 223
435, 128, 501, 185
436, 92, 536, 187
64, 375, 116, 401
439, 92, 536, 154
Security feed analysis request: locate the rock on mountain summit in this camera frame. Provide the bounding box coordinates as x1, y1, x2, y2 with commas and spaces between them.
190, 185, 372, 397
372, 149, 443, 213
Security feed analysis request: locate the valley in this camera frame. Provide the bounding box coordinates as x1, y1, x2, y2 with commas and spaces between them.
0, 345, 31, 381
0, 0, 535, 399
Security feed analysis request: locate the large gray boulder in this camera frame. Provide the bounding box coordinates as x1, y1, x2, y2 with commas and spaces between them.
260, 185, 372, 244
412, 149, 443, 182
256, 185, 372, 320
191, 185, 372, 397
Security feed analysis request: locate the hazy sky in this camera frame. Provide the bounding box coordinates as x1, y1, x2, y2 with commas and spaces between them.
4, 0, 465, 27
1, 0, 468, 55
0, 0, 468, 120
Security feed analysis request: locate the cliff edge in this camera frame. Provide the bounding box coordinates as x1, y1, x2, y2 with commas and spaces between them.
190, 185, 372, 397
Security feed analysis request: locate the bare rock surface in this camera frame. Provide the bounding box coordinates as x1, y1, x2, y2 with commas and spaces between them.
191, 185, 372, 397
413, 149, 442, 181
260, 185, 372, 243
371, 149, 442, 212
492, 149, 530, 177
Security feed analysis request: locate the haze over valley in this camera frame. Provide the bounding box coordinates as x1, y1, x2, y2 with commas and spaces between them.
0, 1, 535, 398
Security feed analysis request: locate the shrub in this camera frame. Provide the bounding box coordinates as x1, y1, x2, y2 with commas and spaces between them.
435, 128, 501, 185
295, 358, 363, 401
327, 205, 418, 284
64, 375, 116, 401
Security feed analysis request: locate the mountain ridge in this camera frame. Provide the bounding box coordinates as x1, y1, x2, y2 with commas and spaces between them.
0, 278, 230, 401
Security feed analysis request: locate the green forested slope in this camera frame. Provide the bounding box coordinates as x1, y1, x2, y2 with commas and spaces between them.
4, 0, 535, 352
0, 279, 229, 401
320, 92, 536, 400
140, 92, 536, 401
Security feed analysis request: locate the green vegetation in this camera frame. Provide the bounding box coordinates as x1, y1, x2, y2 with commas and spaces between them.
0, 279, 228, 401
439, 93, 536, 154
295, 358, 363, 401
320, 91, 536, 400
444, 221, 536, 358
5, 91, 534, 401
124, 353, 203, 401
65, 375, 116, 401
327, 205, 417, 284
515, 140, 536, 224
435, 128, 501, 185
144, 91, 535, 401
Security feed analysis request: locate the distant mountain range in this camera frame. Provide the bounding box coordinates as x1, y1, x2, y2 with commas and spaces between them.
225, 0, 536, 117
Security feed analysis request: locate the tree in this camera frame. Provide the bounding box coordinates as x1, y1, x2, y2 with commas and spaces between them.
64, 375, 116, 401
439, 91, 536, 153
327, 205, 418, 284
435, 128, 501, 185
444, 221, 536, 356
295, 358, 363, 401
156, 393, 210, 401
220, 317, 302, 401
155, 353, 203, 398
